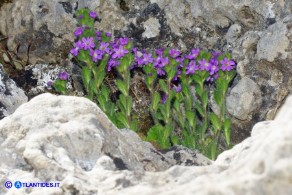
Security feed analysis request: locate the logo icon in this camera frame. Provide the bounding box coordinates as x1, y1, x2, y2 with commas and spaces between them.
14, 181, 22, 189
4, 181, 12, 189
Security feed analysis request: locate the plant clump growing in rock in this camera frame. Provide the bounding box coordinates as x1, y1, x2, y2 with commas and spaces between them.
51, 8, 237, 160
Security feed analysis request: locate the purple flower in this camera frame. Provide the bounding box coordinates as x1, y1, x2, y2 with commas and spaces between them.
186, 60, 199, 75
89, 11, 97, 19
176, 57, 185, 68
154, 57, 169, 68
107, 59, 120, 71
96, 31, 101, 37
161, 93, 168, 104
70, 40, 84, 56
112, 45, 129, 58
81, 37, 95, 50
106, 32, 112, 37
111, 39, 120, 49
172, 85, 182, 93
156, 68, 166, 76
220, 58, 236, 71
160, 57, 169, 67
74, 27, 83, 37
90, 49, 103, 62
208, 58, 219, 75
119, 38, 128, 45
155, 48, 164, 57
209, 63, 219, 75
172, 69, 181, 81
206, 73, 219, 83
58, 72, 69, 81
169, 49, 180, 58
186, 48, 200, 60
99, 42, 111, 54
78, 15, 84, 19
198, 59, 211, 71
139, 53, 153, 65
211, 51, 222, 59
47, 80, 53, 88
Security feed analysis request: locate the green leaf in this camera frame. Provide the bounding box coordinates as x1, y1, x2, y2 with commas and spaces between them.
159, 79, 168, 93
181, 83, 190, 96
195, 84, 203, 97
116, 112, 130, 128
100, 85, 110, 101
118, 94, 127, 113
213, 89, 222, 106
193, 73, 202, 84
173, 99, 181, 112
118, 53, 133, 73
89, 80, 97, 94
116, 79, 128, 96
210, 140, 218, 160
171, 135, 179, 145
223, 118, 232, 146
82, 66, 91, 88
146, 124, 168, 148
130, 119, 138, 132
210, 113, 220, 131
78, 50, 90, 62
151, 92, 161, 111
182, 129, 195, 149
52, 79, 66, 94
186, 111, 196, 128
201, 91, 208, 108
97, 94, 107, 112
195, 102, 203, 117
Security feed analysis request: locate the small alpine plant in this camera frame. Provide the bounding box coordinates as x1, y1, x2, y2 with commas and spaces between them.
52, 7, 237, 160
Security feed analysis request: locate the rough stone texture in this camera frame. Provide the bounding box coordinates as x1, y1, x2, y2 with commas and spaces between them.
0, 0, 76, 65
1, 93, 292, 194
226, 77, 262, 120
0, 0, 291, 144
0, 64, 27, 119
0, 93, 211, 194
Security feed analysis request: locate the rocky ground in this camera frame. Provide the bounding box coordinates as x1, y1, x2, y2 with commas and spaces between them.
0, 0, 291, 194
0, 93, 291, 194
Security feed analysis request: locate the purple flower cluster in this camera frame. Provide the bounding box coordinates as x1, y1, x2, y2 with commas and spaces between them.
183, 49, 236, 82
70, 21, 133, 71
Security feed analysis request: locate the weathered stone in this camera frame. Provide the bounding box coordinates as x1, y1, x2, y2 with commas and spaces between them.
0, 93, 210, 176
227, 77, 262, 120
142, 17, 160, 38
256, 16, 290, 62
0, 93, 292, 194
0, 64, 27, 119
0, 0, 76, 64
226, 23, 242, 44
0, 0, 291, 145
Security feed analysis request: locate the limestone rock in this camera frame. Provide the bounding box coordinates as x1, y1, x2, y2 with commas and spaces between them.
0, 0, 76, 64
227, 77, 262, 120
256, 16, 290, 62
0, 93, 292, 194
1, 0, 291, 145
0, 64, 27, 119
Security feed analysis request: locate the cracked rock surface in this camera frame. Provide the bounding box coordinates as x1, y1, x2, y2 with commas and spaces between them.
0, 93, 292, 194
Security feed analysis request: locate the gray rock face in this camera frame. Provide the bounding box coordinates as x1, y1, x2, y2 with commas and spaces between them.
0, 64, 27, 119
227, 77, 262, 120
0, 0, 76, 65
0, 93, 292, 195
1, 0, 291, 143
